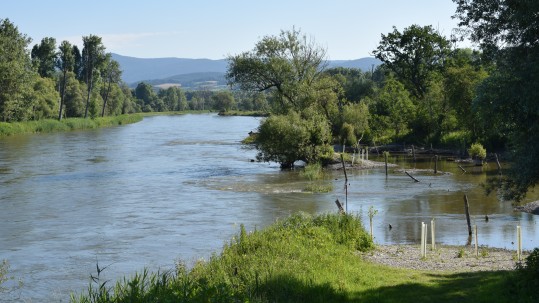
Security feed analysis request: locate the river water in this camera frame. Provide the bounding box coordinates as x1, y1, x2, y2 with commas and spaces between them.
0, 114, 537, 302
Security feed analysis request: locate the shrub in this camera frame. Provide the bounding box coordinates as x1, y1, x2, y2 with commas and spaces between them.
255, 111, 333, 168
468, 142, 487, 160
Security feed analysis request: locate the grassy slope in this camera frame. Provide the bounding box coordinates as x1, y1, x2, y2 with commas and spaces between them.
71, 213, 533, 303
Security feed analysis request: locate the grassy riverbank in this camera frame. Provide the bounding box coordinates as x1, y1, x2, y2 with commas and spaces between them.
70, 213, 536, 303
0, 114, 143, 137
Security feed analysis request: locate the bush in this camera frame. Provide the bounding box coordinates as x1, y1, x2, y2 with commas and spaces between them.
468, 142, 487, 160
255, 111, 333, 168
440, 130, 471, 149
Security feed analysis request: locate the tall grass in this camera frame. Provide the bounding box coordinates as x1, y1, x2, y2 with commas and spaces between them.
0, 114, 143, 137
71, 211, 535, 302
300, 163, 333, 193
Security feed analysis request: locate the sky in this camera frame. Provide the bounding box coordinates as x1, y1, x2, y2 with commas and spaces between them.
3, 0, 468, 60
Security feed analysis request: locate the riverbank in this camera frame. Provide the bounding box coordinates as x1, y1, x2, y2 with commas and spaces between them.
515, 200, 539, 215
0, 114, 143, 137
71, 213, 535, 303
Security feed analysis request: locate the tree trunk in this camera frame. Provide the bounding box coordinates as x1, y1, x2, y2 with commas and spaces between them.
58, 70, 67, 121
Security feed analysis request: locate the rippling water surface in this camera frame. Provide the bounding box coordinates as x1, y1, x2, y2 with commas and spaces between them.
0, 114, 537, 302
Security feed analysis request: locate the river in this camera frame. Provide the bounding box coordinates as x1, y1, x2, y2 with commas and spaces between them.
0, 114, 537, 302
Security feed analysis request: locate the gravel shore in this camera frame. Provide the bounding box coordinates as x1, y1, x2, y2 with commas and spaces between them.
360, 244, 528, 272
514, 200, 539, 215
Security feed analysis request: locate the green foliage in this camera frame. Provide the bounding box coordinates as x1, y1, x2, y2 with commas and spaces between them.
72, 213, 374, 303
339, 122, 357, 146
373, 24, 451, 99
468, 143, 486, 160
342, 102, 370, 142
369, 77, 415, 141
0, 18, 34, 122
212, 91, 236, 112
440, 130, 471, 149
454, 0, 539, 201
226, 28, 328, 115
0, 114, 142, 137
300, 163, 333, 193
255, 111, 333, 168
31, 37, 57, 78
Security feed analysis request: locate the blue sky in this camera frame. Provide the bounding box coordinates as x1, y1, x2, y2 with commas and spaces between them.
3, 0, 467, 60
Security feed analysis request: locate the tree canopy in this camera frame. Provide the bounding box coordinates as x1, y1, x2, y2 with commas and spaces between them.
372, 24, 451, 100
453, 0, 539, 201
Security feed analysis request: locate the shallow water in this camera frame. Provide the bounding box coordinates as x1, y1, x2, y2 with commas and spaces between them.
0, 114, 537, 302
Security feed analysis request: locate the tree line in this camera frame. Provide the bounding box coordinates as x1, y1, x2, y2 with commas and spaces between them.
227, 0, 539, 201
0, 18, 271, 123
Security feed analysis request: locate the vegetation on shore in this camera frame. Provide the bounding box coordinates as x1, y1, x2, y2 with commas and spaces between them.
0, 114, 142, 137
70, 213, 537, 303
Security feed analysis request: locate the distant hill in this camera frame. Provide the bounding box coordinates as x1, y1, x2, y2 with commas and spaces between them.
112, 53, 381, 88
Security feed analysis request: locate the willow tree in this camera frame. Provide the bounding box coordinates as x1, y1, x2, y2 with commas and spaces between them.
226, 28, 328, 114
227, 29, 337, 167
81, 35, 105, 118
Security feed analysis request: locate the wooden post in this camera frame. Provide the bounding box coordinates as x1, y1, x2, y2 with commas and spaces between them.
334, 199, 344, 213
370, 216, 373, 241
384, 152, 388, 176
424, 223, 428, 257
517, 226, 522, 261
434, 155, 438, 174
474, 225, 478, 257
340, 154, 348, 212
464, 195, 472, 236
495, 153, 502, 174
421, 222, 425, 258
431, 218, 435, 250
366, 146, 369, 160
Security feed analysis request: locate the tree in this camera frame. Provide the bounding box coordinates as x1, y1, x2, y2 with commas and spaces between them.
81, 35, 106, 118
0, 18, 34, 122
372, 24, 451, 100
56, 40, 75, 120
226, 28, 327, 114
27, 76, 59, 120
99, 54, 122, 117
453, 0, 539, 201
63, 72, 85, 117
212, 91, 235, 112
31, 37, 57, 78
371, 77, 415, 139
134, 82, 157, 111
341, 102, 370, 144
255, 110, 333, 168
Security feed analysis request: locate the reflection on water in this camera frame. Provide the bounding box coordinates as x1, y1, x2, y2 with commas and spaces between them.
0, 114, 537, 302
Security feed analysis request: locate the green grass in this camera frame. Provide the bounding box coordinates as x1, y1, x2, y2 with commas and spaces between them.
0, 114, 143, 137
71, 213, 536, 303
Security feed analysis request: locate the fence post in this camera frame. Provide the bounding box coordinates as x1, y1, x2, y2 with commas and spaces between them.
474, 225, 478, 257
431, 218, 435, 250
517, 226, 522, 261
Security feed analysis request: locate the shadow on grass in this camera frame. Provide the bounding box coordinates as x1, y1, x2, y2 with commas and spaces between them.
257, 270, 535, 303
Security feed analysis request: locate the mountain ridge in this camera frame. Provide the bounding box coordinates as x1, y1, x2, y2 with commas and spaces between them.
111, 53, 381, 87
